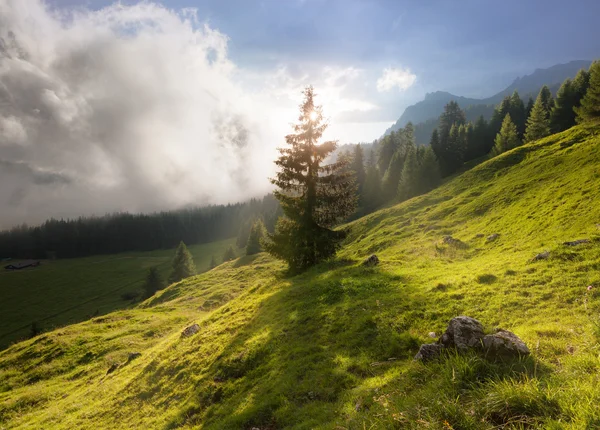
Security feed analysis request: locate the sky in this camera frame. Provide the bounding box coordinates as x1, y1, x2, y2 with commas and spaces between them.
1, 0, 599, 228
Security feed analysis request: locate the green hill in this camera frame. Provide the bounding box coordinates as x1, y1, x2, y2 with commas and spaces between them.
1, 124, 600, 429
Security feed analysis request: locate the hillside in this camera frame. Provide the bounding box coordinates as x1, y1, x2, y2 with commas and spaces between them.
386, 60, 592, 143
1, 124, 600, 429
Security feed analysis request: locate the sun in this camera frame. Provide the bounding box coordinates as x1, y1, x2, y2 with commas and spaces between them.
309, 111, 318, 121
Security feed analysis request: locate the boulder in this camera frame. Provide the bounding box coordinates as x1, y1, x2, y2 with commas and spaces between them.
106, 363, 119, 375
486, 233, 500, 243
126, 352, 142, 363
563, 239, 589, 246
442, 235, 468, 249
440, 316, 485, 351
475, 233, 485, 238
363, 254, 380, 267
428, 331, 437, 339
414, 343, 444, 362
482, 330, 530, 358
181, 323, 200, 338
532, 251, 550, 261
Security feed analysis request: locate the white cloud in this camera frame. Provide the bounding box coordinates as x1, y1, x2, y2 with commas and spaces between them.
0, 115, 27, 145
376, 67, 416, 92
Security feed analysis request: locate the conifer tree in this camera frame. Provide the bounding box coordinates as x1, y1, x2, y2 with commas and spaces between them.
509, 91, 527, 138
525, 94, 551, 142
143, 266, 165, 298
525, 97, 534, 119
432, 102, 466, 176
468, 115, 490, 159
246, 219, 265, 255
377, 132, 397, 174
573, 68, 591, 101
263, 86, 357, 272
397, 146, 418, 201
550, 78, 576, 132
351, 144, 366, 204
538, 85, 554, 118
418, 147, 442, 193
363, 150, 382, 212
223, 245, 236, 262
168, 241, 196, 283
209, 255, 217, 270
576, 61, 600, 123
493, 114, 521, 155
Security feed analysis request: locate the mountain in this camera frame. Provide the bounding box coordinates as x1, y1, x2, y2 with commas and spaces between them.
2, 123, 599, 429
386, 60, 592, 143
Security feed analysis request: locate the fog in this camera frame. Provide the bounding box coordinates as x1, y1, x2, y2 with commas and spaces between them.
0, 1, 289, 229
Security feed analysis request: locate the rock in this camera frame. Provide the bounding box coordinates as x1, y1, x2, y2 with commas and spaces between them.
363, 254, 380, 267
563, 239, 589, 246
181, 323, 200, 338
440, 316, 485, 351
414, 343, 444, 362
475, 233, 485, 238
442, 235, 468, 249
126, 352, 141, 363
428, 331, 437, 339
106, 363, 119, 375
481, 330, 530, 358
486, 233, 500, 243
532, 251, 550, 261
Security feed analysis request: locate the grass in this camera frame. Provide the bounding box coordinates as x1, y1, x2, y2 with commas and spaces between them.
1, 124, 600, 429
0, 238, 238, 350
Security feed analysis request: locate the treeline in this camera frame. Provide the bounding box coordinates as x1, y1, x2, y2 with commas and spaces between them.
340, 61, 600, 214
0, 195, 281, 259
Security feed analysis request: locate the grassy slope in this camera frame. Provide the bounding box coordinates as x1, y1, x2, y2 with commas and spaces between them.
0, 238, 237, 349
1, 124, 600, 429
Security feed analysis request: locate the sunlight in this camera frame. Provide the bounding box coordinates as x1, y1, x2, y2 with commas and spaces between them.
309, 110, 318, 121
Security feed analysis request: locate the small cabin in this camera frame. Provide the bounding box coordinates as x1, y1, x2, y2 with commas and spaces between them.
4, 260, 41, 270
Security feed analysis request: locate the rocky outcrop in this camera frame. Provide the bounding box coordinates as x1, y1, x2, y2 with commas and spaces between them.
363, 255, 380, 267
532, 251, 550, 261
440, 316, 485, 351
486, 233, 500, 243
443, 236, 468, 249
181, 323, 200, 338
415, 316, 530, 362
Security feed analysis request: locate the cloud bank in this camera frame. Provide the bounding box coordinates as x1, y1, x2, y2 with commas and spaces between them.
0, 0, 283, 228
376, 67, 416, 92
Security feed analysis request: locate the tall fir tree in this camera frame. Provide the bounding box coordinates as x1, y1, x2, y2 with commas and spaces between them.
576, 61, 600, 123
264, 86, 357, 272
432, 102, 466, 176
525, 97, 535, 119
350, 144, 366, 205
525, 93, 551, 142
377, 132, 397, 174
223, 245, 236, 262
143, 266, 165, 298
246, 219, 265, 255
550, 78, 576, 132
418, 147, 442, 193
397, 146, 419, 201
363, 150, 382, 212
509, 91, 527, 138
493, 114, 521, 155
168, 241, 196, 284
468, 115, 491, 159
573, 68, 591, 101
538, 85, 554, 119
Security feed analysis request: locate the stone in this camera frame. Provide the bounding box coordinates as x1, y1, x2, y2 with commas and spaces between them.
442, 235, 468, 249
475, 233, 485, 238
428, 331, 437, 339
126, 352, 141, 363
414, 343, 444, 362
563, 239, 589, 246
486, 233, 500, 243
440, 316, 485, 351
106, 362, 119, 375
181, 323, 200, 338
363, 254, 380, 267
532, 251, 550, 261
481, 329, 530, 359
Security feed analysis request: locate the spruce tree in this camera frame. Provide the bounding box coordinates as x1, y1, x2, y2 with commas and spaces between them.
525, 97, 534, 119
209, 255, 217, 270
143, 266, 165, 298
351, 144, 366, 204
418, 147, 442, 193
246, 219, 265, 255
397, 146, 418, 201
493, 114, 521, 155
538, 85, 554, 118
363, 150, 382, 212
264, 86, 357, 272
576, 61, 600, 123
432, 102, 467, 176
525, 93, 551, 142
509, 91, 527, 138
377, 132, 397, 174
223, 245, 236, 262
168, 241, 196, 283
550, 78, 576, 132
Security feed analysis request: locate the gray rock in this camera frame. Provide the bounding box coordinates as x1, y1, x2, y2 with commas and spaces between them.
486, 233, 500, 243
126, 352, 141, 363
475, 233, 485, 238
363, 254, 380, 267
532, 251, 550, 261
428, 331, 437, 339
563, 239, 589, 246
106, 362, 119, 375
414, 343, 444, 362
482, 330, 530, 358
442, 235, 468, 249
440, 316, 485, 351
181, 323, 200, 338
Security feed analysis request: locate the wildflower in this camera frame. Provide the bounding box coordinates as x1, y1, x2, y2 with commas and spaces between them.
587, 285, 593, 291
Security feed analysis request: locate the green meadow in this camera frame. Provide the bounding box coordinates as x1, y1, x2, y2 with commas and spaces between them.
1, 124, 600, 429
0, 238, 237, 350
